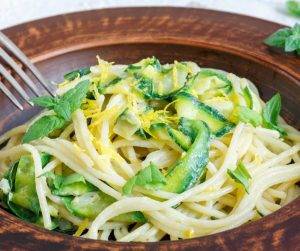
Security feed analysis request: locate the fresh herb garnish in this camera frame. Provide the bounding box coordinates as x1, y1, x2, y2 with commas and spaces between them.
227, 163, 251, 193
122, 163, 166, 195
30, 96, 57, 109
262, 93, 287, 136
23, 115, 66, 143
286, 0, 300, 17
55, 80, 90, 118
230, 106, 262, 127
264, 23, 300, 55
23, 80, 90, 143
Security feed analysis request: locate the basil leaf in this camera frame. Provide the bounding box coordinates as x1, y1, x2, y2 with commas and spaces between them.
264, 94, 281, 123
262, 93, 286, 136
64, 67, 91, 81
32, 80, 90, 123
122, 163, 166, 195
23, 115, 66, 143
285, 34, 300, 52
227, 163, 251, 193
24, 80, 90, 143
136, 163, 166, 187
293, 23, 300, 34
31, 96, 57, 109
122, 177, 137, 195
264, 27, 292, 48
264, 23, 300, 54
231, 106, 262, 127
54, 101, 71, 121
59, 80, 90, 114
287, 0, 300, 17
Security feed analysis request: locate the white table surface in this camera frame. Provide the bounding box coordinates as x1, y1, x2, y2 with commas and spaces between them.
0, 0, 299, 30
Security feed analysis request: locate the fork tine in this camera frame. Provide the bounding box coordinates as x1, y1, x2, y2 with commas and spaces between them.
0, 80, 23, 110
0, 31, 54, 96
0, 63, 31, 103
0, 47, 42, 96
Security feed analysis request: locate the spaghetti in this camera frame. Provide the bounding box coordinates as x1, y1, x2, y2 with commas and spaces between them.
0, 57, 299, 242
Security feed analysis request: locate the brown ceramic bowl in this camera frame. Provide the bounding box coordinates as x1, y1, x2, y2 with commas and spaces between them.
0, 7, 299, 251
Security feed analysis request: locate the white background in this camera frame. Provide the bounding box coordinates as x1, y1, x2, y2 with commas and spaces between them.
0, 0, 299, 29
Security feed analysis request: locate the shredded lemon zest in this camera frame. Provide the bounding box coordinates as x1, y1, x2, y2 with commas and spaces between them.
89, 106, 122, 129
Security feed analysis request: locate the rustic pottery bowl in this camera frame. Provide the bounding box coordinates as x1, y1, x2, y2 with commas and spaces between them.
0, 7, 299, 251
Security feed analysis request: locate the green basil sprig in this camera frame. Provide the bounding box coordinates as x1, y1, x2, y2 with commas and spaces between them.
122, 163, 166, 195
286, 0, 300, 17
264, 23, 300, 55
23, 80, 90, 143
262, 93, 287, 137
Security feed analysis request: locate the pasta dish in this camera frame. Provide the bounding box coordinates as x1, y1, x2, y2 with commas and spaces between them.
0, 57, 299, 242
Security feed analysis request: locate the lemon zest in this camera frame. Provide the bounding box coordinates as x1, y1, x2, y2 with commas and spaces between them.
89, 106, 122, 129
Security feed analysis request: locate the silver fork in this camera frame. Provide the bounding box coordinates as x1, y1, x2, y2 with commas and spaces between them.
0, 31, 55, 110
